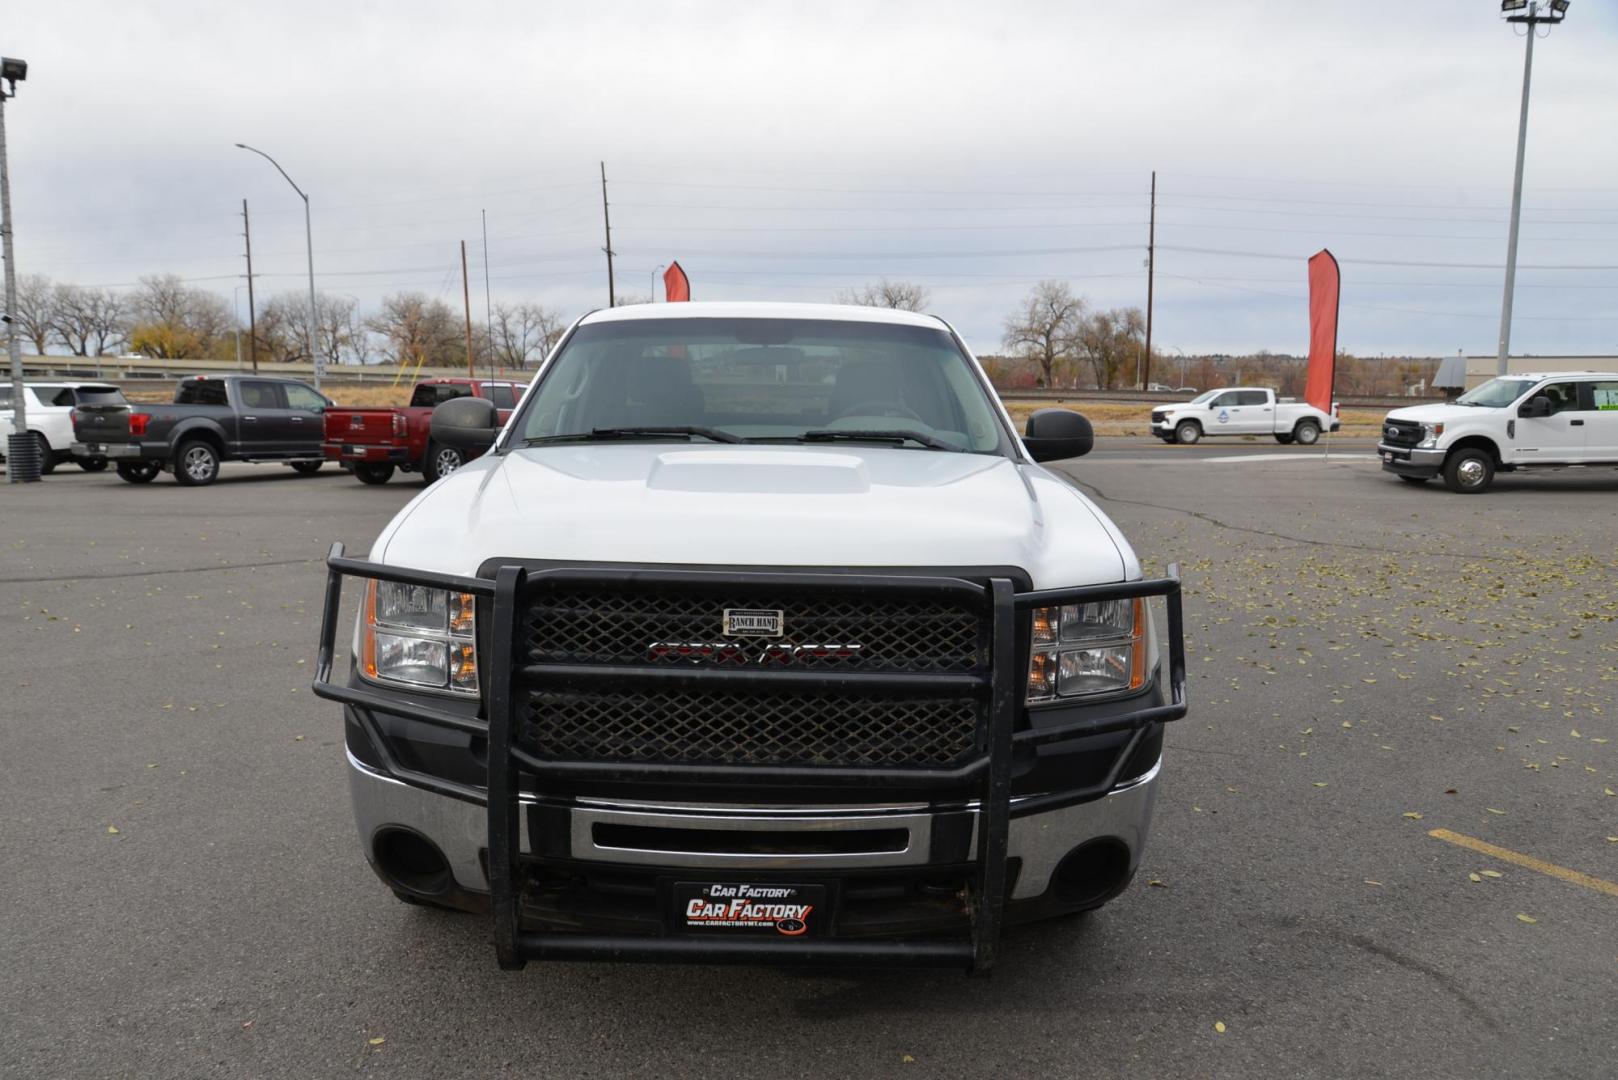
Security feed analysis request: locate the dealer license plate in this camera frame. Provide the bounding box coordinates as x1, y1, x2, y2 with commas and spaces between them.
670, 881, 827, 937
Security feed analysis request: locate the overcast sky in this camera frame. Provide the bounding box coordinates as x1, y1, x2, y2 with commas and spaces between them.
7, 0, 1618, 358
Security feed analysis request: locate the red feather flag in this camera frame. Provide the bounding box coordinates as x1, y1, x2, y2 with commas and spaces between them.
1304, 250, 1340, 417
663, 261, 690, 303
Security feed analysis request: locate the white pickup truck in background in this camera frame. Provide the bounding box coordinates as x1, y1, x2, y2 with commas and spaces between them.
1379, 371, 1618, 493
1150, 387, 1339, 445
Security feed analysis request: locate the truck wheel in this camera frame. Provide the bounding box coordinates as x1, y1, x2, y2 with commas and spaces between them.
1293, 420, 1321, 445
116, 461, 160, 484
34, 433, 57, 475
78, 456, 109, 472
174, 440, 221, 487
423, 442, 464, 484
1443, 448, 1494, 494
1274, 434, 1295, 445
353, 463, 395, 485
291, 461, 323, 475
1174, 421, 1201, 445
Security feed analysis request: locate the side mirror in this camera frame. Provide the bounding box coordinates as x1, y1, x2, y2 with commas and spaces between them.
430, 396, 500, 452
1023, 408, 1094, 463
1518, 396, 1552, 418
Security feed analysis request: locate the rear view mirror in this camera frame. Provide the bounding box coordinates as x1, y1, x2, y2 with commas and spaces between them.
1518, 396, 1552, 418
430, 396, 500, 452
1023, 408, 1094, 462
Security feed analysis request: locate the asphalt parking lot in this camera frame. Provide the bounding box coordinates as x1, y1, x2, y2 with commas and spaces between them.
3, 443, 1615, 1079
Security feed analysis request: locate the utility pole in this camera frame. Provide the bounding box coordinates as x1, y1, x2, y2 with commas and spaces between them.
1143, 169, 1156, 389
461, 240, 475, 379
600, 161, 616, 307
241, 199, 259, 373
2, 55, 35, 483
481, 208, 494, 379
1496, 0, 1571, 376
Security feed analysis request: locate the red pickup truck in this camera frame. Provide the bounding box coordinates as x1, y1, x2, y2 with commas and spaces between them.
323, 378, 523, 484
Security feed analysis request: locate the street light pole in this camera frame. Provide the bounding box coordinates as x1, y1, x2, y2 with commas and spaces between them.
651, 264, 666, 303
2, 55, 35, 483
1495, 0, 1571, 376
236, 143, 321, 389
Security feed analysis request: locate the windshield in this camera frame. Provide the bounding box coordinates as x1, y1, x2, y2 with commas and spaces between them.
1188, 390, 1220, 405
511, 317, 1009, 453
1456, 377, 1536, 408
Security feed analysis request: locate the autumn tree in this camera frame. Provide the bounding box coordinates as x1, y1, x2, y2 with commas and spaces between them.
836, 279, 930, 312
1002, 280, 1085, 388
126, 274, 236, 359
1072, 307, 1146, 390
367, 292, 463, 367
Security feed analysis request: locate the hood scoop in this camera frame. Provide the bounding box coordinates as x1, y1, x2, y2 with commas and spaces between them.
645, 450, 870, 494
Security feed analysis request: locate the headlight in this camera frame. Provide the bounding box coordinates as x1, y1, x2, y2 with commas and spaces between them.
1026, 597, 1145, 703
361, 581, 478, 694
1417, 422, 1445, 449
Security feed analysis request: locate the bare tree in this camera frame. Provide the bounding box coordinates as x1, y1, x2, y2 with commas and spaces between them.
491, 302, 566, 369
367, 292, 463, 368
1071, 307, 1146, 390
836, 279, 930, 312
1002, 281, 1085, 389
52, 285, 127, 356
12, 274, 57, 354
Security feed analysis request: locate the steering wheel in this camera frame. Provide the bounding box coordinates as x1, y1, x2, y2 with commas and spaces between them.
831, 399, 924, 423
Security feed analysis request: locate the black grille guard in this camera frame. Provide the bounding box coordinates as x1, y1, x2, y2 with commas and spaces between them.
312, 543, 1188, 973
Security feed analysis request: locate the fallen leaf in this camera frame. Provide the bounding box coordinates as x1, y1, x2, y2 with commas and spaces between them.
1214, 1021, 1227, 1034
106, 825, 119, 835
1468, 872, 1482, 883
1516, 914, 1538, 925
1147, 879, 1168, 888
1402, 812, 1424, 820
902, 1055, 916, 1064
1480, 870, 1503, 879
369, 1037, 385, 1046
1486, 808, 1505, 815
1364, 879, 1382, 887
1313, 782, 1329, 788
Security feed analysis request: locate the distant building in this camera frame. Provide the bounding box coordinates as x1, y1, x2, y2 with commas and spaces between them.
1463, 355, 1618, 390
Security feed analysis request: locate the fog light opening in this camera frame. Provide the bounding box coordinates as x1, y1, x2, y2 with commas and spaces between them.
1051, 838, 1132, 908
373, 827, 452, 896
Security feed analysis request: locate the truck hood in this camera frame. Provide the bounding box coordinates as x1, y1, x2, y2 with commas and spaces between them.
373, 443, 1136, 588
1385, 402, 1487, 425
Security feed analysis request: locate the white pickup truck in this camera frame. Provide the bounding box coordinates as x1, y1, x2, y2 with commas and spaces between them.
1379, 371, 1618, 493
309, 301, 1189, 974
1150, 387, 1339, 445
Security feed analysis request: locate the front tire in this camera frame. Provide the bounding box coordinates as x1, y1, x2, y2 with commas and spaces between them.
423, 441, 464, 484
353, 462, 395, 485
174, 440, 221, 487
1274, 433, 1295, 445
1293, 420, 1321, 446
1174, 421, 1201, 445
116, 461, 160, 484
291, 461, 323, 475
1443, 448, 1494, 494
78, 456, 109, 472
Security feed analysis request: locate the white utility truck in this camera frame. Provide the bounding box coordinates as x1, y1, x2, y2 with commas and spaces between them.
1379, 371, 1618, 493
1150, 387, 1339, 445
310, 301, 1189, 974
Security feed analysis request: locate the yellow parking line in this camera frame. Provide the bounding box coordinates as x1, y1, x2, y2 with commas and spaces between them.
1428, 828, 1618, 899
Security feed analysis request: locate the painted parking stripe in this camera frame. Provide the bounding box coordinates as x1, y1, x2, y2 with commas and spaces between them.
1428, 828, 1618, 899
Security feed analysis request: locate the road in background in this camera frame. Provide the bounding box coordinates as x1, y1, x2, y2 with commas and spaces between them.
2, 453, 1614, 1078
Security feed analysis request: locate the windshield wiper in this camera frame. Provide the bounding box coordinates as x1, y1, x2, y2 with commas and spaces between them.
796, 429, 964, 452
523, 426, 746, 446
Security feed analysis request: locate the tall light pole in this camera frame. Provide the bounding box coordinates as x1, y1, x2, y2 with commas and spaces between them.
2, 55, 36, 483
236, 142, 321, 388
1495, 0, 1571, 376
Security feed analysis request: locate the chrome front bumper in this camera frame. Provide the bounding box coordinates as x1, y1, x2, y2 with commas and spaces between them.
347, 751, 1160, 903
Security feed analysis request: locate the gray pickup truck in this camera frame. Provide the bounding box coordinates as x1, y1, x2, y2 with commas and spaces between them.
72, 374, 334, 486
